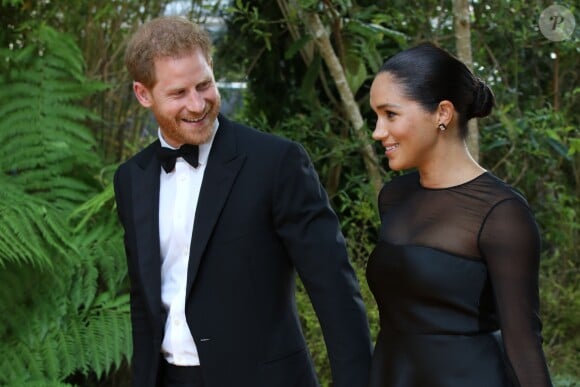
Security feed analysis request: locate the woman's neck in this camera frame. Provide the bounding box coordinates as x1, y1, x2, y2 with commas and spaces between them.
418, 143, 485, 189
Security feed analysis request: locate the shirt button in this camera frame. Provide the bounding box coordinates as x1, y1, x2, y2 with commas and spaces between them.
174, 319, 181, 326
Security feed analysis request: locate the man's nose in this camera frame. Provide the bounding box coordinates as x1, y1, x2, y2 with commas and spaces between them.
186, 91, 205, 112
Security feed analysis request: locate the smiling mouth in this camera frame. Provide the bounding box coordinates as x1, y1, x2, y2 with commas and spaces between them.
182, 112, 207, 123
385, 144, 399, 152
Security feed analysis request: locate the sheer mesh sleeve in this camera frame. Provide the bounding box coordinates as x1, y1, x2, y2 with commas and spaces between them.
479, 198, 553, 387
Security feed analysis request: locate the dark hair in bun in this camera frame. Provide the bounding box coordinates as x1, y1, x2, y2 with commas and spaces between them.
378, 42, 495, 139
469, 79, 494, 119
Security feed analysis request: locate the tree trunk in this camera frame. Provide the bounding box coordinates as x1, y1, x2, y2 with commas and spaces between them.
453, 0, 480, 161
303, 12, 383, 196
276, 0, 315, 65
276, 1, 383, 195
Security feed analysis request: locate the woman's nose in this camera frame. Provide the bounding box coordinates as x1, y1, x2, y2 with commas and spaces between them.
372, 121, 388, 141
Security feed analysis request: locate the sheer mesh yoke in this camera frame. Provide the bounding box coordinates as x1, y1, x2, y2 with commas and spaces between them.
366, 171, 552, 387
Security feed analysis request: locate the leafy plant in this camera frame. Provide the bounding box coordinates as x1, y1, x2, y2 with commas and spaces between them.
0, 25, 130, 386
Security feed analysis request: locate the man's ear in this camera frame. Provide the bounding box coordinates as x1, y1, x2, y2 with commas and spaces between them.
133, 81, 153, 108
437, 100, 455, 127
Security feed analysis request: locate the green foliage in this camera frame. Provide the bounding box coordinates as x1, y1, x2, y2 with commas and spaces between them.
0, 177, 70, 268
229, 0, 274, 50
1, 0, 21, 6
0, 244, 130, 383
0, 25, 107, 208
0, 24, 130, 386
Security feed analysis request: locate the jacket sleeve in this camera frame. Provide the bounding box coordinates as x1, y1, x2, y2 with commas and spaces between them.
114, 165, 161, 387
270, 141, 372, 387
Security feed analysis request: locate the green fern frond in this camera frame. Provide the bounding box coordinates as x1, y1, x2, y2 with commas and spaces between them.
0, 232, 130, 385
0, 173, 81, 268
42, 325, 71, 380
0, 25, 106, 199
0, 342, 29, 383
0, 24, 130, 386
70, 183, 116, 231
82, 298, 132, 378
37, 25, 86, 78
70, 219, 128, 296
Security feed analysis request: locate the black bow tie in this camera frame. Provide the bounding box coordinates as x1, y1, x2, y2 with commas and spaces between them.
157, 144, 199, 173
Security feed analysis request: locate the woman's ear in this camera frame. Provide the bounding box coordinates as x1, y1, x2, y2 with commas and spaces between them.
437, 100, 455, 127
133, 81, 153, 108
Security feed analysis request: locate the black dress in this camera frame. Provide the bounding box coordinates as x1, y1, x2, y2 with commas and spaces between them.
366, 171, 553, 387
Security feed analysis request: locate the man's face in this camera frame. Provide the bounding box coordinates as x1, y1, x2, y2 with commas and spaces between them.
133, 47, 221, 147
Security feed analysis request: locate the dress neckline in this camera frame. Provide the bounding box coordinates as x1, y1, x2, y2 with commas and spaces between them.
417, 171, 489, 191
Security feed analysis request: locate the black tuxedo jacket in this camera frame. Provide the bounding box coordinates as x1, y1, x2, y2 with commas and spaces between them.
114, 114, 371, 387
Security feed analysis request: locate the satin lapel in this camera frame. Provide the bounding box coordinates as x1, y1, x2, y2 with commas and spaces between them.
186, 119, 245, 298
132, 142, 162, 322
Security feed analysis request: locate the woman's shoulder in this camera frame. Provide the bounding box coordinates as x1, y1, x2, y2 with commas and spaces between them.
380, 171, 419, 195
377, 171, 420, 213
475, 172, 531, 208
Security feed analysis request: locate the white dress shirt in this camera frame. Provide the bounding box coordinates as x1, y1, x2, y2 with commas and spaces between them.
158, 120, 218, 366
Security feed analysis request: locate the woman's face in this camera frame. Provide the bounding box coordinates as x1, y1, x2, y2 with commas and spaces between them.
370, 72, 440, 171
